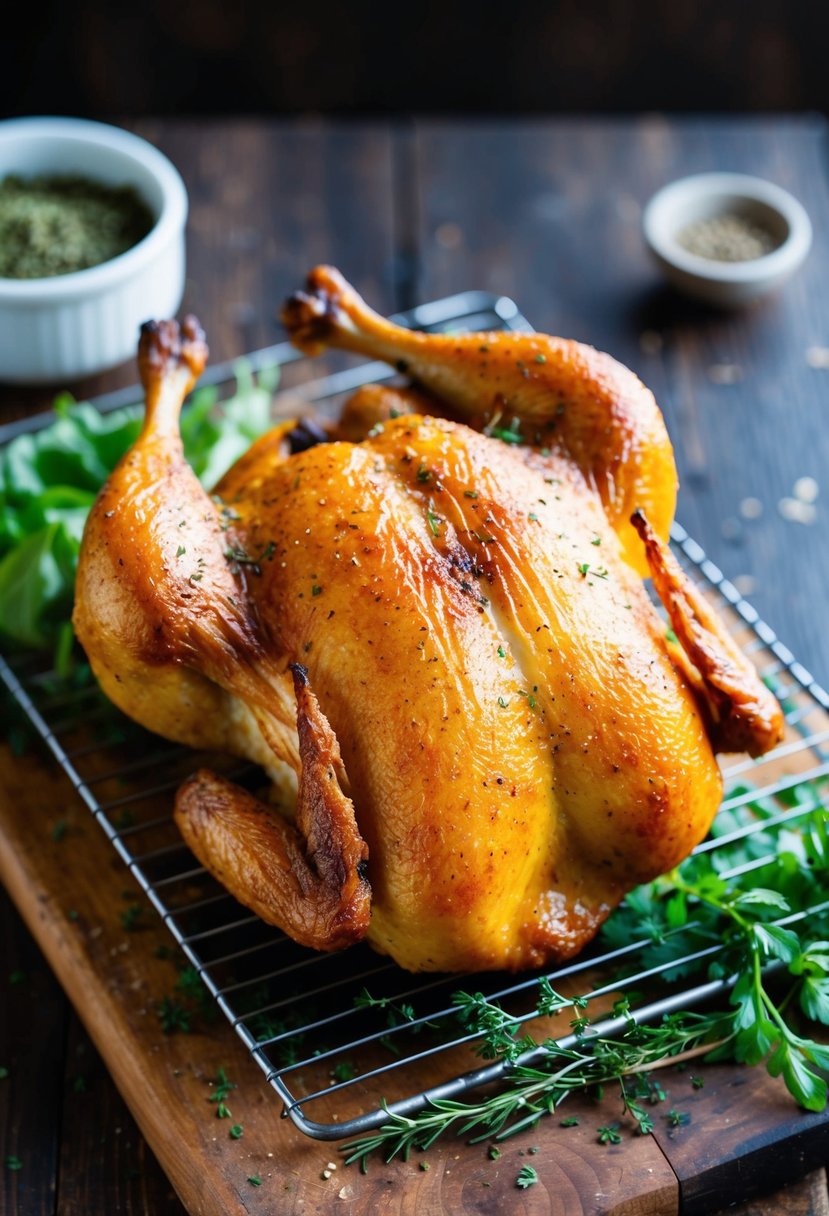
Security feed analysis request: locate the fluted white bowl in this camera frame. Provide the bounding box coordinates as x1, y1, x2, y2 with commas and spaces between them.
0, 117, 187, 383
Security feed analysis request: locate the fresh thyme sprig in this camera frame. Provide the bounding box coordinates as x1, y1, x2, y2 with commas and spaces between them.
341, 778, 829, 1168
341, 1003, 730, 1168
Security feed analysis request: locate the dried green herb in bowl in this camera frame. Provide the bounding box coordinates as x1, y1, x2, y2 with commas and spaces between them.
0, 174, 154, 279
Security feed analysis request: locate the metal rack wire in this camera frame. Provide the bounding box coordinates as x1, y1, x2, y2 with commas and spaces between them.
2, 291, 828, 1143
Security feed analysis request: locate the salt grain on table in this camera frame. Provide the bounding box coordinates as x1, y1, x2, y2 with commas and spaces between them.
435, 222, 463, 249
639, 330, 663, 354
778, 497, 817, 525
732, 574, 758, 597
707, 363, 743, 384
739, 497, 763, 520
793, 476, 819, 503
806, 346, 829, 369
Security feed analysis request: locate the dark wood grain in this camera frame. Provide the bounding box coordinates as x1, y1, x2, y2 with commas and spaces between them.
412, 115, 829, 691
0, 890, 67, 1216
6, 1, 829, 116
731, 1170, 829, 1216
648, 1062, 829, 1214
56, 1016, 186, 1216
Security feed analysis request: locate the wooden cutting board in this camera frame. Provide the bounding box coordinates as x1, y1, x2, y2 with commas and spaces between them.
0, 738, 828, 1216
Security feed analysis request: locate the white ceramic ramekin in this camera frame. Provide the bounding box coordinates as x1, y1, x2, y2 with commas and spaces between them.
0, 117, 188, 383
642, 172, 812, 307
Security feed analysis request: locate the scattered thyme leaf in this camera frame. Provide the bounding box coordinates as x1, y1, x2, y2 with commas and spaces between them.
120, 903, 142, 931
157, 996, 191, 1035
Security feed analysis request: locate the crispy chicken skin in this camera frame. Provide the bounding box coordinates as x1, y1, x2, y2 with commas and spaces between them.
73, 278, 784, 973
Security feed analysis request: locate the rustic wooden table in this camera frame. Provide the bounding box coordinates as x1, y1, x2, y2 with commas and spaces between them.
1, 116, 828, 1214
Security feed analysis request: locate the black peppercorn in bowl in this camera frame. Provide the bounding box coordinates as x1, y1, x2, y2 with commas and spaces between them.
642, 172, 812, 308
0, 117, 187, 383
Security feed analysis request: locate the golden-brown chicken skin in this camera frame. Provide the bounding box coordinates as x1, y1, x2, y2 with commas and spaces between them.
73, 281, 784, 973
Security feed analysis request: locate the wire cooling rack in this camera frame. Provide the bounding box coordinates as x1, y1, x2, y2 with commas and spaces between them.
2, 291, 828, 1143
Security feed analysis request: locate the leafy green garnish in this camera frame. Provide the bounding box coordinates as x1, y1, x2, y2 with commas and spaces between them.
0, 362, 279, 655
341, 779, 829, 1168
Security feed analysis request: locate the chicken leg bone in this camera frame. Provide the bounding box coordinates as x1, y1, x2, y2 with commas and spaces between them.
282, 265, 677, 574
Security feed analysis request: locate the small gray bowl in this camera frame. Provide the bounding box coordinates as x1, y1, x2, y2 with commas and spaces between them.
642, 172, 812, 307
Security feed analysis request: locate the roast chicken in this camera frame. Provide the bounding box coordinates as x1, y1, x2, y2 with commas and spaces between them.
73, 268, 784, 973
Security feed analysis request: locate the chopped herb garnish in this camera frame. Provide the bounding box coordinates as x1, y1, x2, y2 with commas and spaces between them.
176, 545, 186, 557
486, 417, 524, 445
332, 1060, 356, 1083
534, 354, 547, 364
157, 996, 191, 1035
208, 1067, 237, 1121
597, 1124, 622, 1145
690, 1075, 705, 1090
248, 1175, 262, 1187
416, 465, 431, 483
497, 696, 509, 709
311, 585, 323, 597
487, 1145, 501, 1160
578, 562, 608, 580
120, 903, 142, 931
419, 1160, 431, 1171
666, 1109, 690, 1128
559, 1117, 579, 1127
229, 1124, 243, 1139
591, 535, 602, 546
426, 507, 442, 537
528, 512, 538, 522
464, 489, 479, 499
516, 1164, 538, 1188
497, 645, 506, 658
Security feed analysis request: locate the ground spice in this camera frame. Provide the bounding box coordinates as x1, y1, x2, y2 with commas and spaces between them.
0, 174, 154, 279
676, 212, 778, 262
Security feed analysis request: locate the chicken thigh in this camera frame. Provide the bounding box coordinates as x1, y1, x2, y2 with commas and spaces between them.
73, 278, 783, 972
